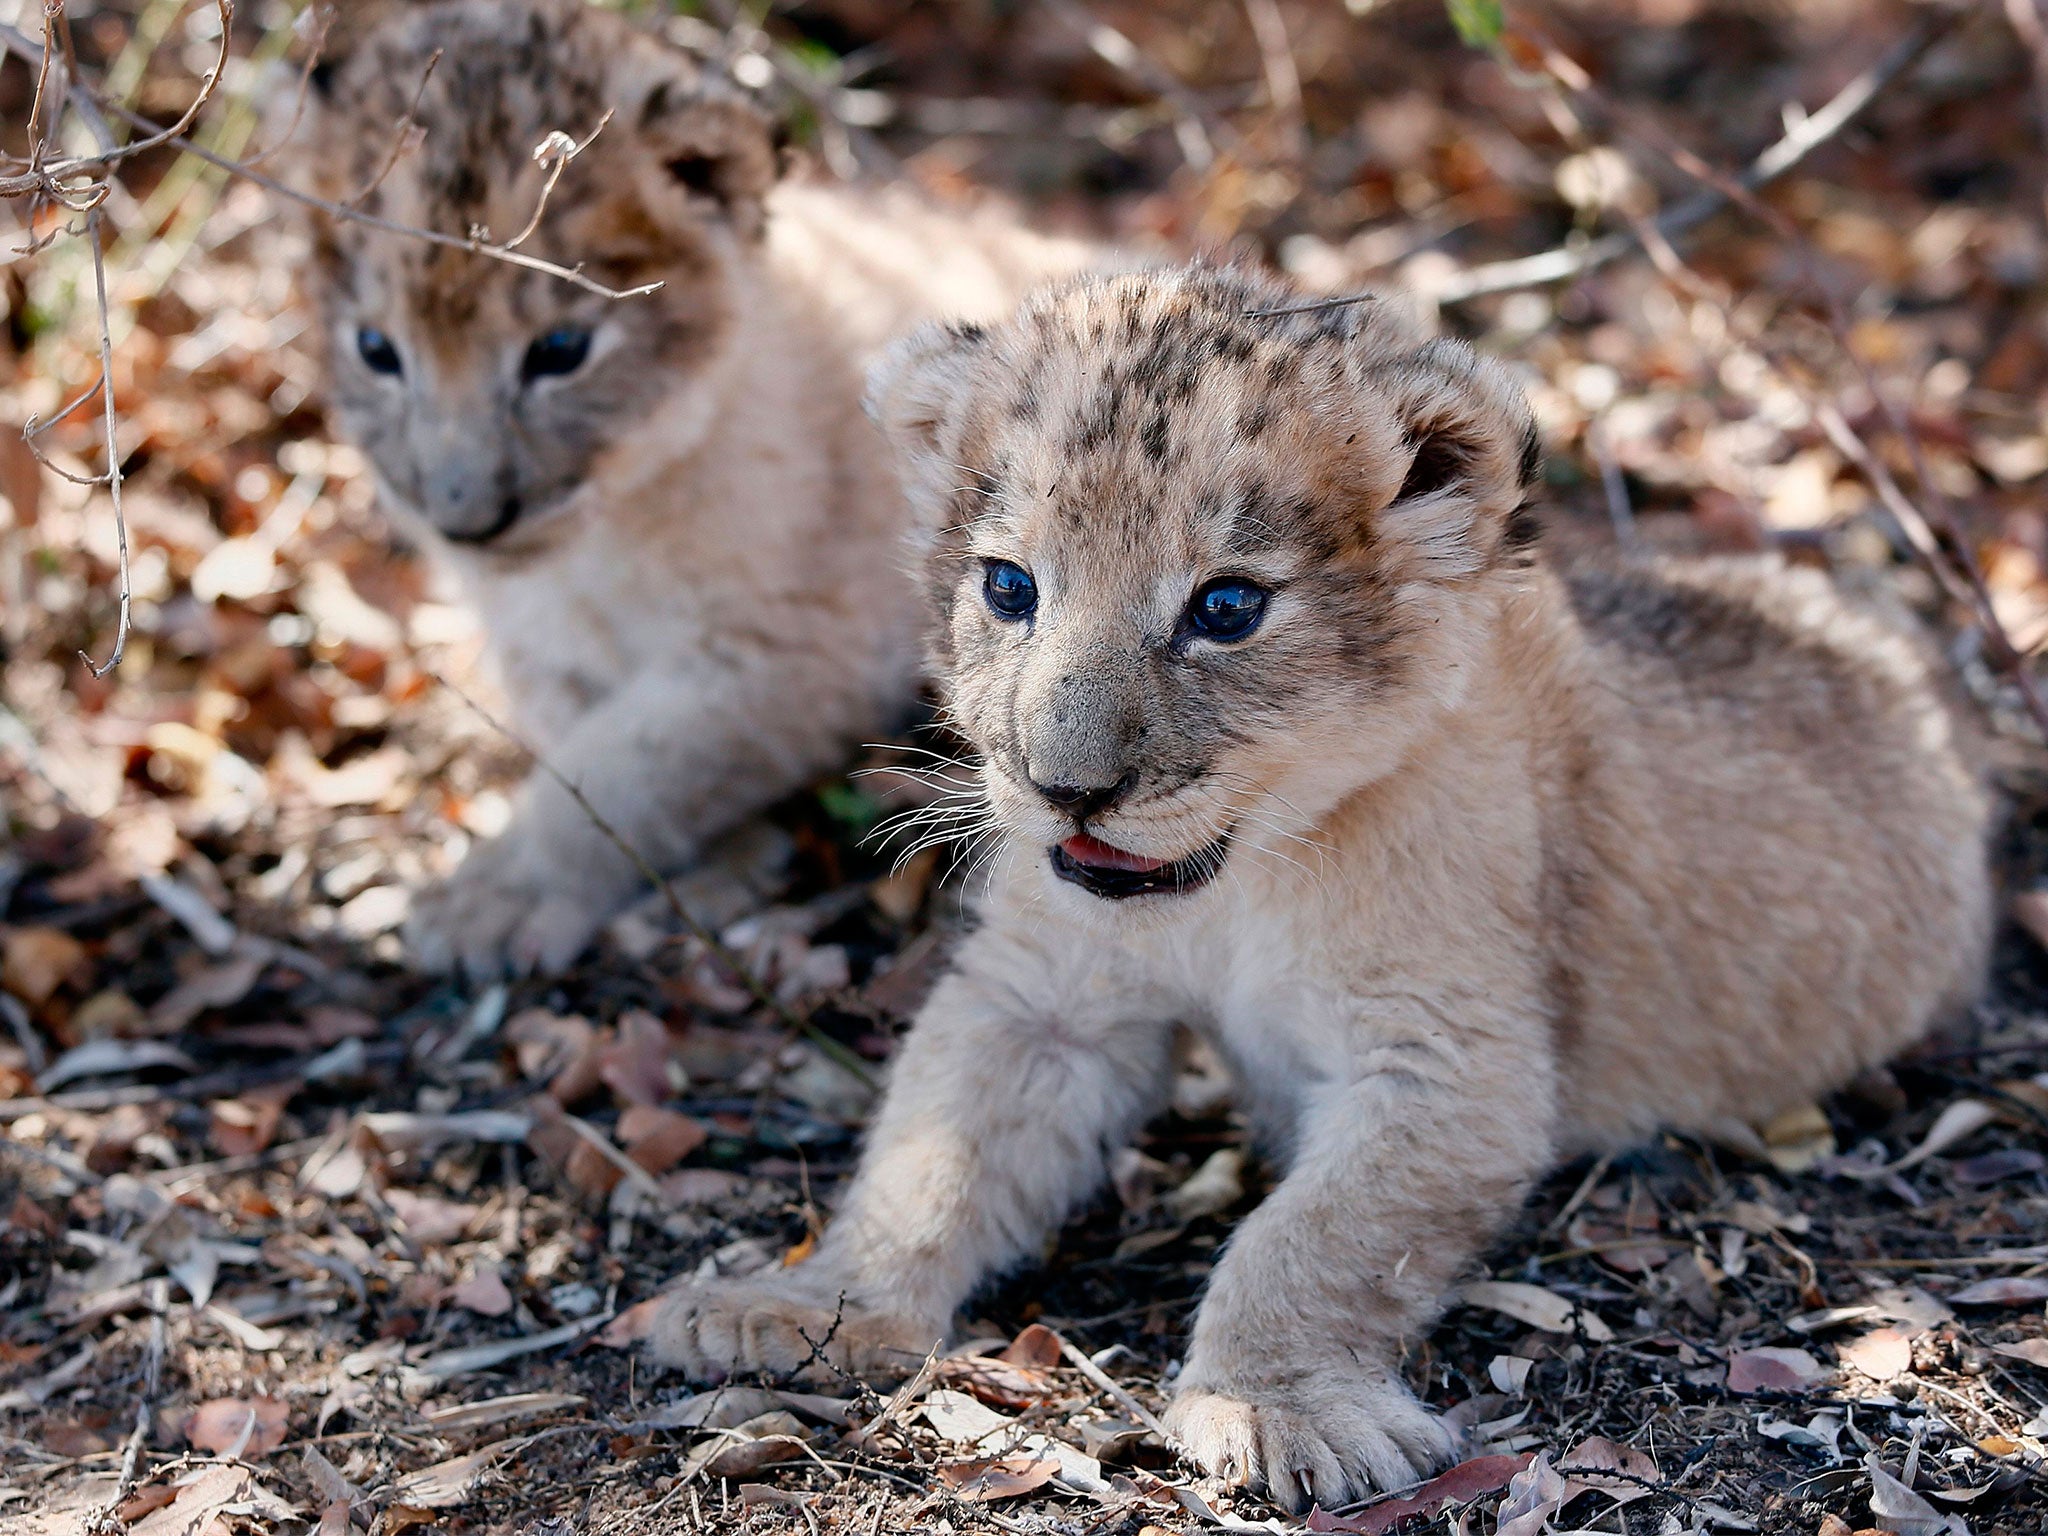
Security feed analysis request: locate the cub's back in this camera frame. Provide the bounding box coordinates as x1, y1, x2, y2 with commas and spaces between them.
767, 182, 1106, 365
1551, 555, 1992, 1146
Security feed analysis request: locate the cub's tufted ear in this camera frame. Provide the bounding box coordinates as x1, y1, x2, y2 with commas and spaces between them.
617, 48, 779, 242
1367, 338, 1543, 579
864, 321, 994, 533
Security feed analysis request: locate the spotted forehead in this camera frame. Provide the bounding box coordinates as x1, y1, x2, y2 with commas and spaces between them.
957, 273, 1421, 564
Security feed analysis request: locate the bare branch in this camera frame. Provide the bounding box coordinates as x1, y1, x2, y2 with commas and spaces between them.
0, 21, 664, 303
1498, 15, 2048, 743
344, 47, 441, 207
234, 7, 330, 169
76, 209, 129, 680
1040, 0, 1227, 171
501, 112, 613, 252
1242, 0, 1304, 164
427, 670, 878, 1090
40, 1, 235, 180
1419, 13, 1959, 306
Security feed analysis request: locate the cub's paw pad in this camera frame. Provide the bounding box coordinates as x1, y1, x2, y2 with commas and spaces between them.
647, 1279, 938, 1386
1166, 1379, 1454, 1514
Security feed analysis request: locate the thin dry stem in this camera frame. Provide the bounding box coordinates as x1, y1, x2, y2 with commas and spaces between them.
344, 47, 443, 207
77, 209, 128, 679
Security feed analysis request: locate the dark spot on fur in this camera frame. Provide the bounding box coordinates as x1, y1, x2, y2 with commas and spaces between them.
1142, 409, 1172, 463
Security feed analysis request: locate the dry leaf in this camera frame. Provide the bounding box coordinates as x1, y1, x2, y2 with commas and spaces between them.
445, 1269, 514, 1316
147, 954, 265, 1033
1304, 1454, 1531, 1533
618, 1104, 709, 1174
127, 1465, 296, 1536
183, 1397, 289, 1458
1559, 1435, 1660, 1505
1456, 1280, 1615, 1341
936, 1455, 1061, 1502
207, 1082, 295, 1158
1001, 1323, 1065, 1370
1726, 1346, 1825, 1395
1864, 1452, 1967, 1536
1948, 1275, 2048, 1305
934, 1353, 1056, 1409
392, 1443, 517, 1508
420, 1394, 588, 1437
114, 1486, 178, 1522
1838, 1328, 1913, 1381
1988, 1339, 2048, 1369
1890, 1099, 1997, 1173
597, 1010, 674, 1107
383, 1188, 478, 1245
1, 926, 88, 1006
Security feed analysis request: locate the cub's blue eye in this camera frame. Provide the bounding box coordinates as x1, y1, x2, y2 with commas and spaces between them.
1188, 579, 1267, 641
356, 327, 402, 376
983, 560, 1038, 620
522, 326, 593, 381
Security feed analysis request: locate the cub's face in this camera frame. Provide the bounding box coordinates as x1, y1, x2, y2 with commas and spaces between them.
870, 269, 1541, 918
288, 0, 774, 550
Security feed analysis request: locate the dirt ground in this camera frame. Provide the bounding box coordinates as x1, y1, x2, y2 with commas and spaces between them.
6, 1, 2048, 1533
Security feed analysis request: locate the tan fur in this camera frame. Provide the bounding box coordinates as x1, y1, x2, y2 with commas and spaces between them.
647, 266, 1993, 1510
282, 0, 1093, 974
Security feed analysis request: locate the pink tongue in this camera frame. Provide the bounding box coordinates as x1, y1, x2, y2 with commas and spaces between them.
1061, 833, 1169, 874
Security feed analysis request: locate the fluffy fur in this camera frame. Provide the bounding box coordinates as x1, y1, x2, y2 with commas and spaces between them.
646, 266, 1994, 1511
283, 0, 1091, 974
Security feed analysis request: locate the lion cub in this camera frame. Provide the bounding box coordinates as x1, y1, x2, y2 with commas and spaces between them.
648, 266, 1992, 1509
283, 0, 1088, 975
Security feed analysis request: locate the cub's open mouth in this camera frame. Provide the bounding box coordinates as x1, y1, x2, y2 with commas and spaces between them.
1049, 831, 1228, 900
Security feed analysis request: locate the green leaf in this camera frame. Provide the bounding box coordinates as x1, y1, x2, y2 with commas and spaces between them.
1446, 0, 1506, 48
817, 781, 885, 836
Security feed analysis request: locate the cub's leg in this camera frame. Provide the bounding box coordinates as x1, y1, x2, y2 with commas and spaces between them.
649, 926, 1176, 1381
1169, 992, 1558, 1513
408, 663, 871, 978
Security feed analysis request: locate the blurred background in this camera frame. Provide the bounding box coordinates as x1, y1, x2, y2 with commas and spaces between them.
6, 3, 2048, 1532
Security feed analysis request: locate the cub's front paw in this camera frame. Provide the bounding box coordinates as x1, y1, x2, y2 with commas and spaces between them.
1166, 1369, 1455, 1514
647, 1276, 942, 1386
406, 834, 616, 979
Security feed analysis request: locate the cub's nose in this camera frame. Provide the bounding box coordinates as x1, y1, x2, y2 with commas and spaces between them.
1030, 770, 1136, 823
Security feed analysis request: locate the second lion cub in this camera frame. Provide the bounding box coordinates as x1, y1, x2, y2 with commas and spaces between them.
648, 267, 1992, 1510
284, 0, 1089, 975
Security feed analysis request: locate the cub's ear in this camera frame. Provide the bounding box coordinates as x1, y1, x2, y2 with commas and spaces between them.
865, 321, 994, 533
620, 50, 778, 241
1369, 339, 1543, 578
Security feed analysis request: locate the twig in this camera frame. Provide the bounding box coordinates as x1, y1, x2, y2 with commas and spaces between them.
0, 23, 663, 303
1509, 14, 2048, 742
343, 48, 442, 208
96, 1279, 167, 1524
1378, 13, 1955, 309
1058, 1337, 1169, 1440
427, 671, 876, 1088
557, 1111, 671, 1205
690, 0, 896, 179
235, 8, 329, 170
502, 113, 614, 252
76, 209, 127, 677
1040, 0, 1227, 171
1242, 0, 1304, 164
